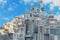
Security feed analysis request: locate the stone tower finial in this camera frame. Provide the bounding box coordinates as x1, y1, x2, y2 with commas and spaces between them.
30, 3, 37, 14
25, 8, 29, 19
50, 10, 54, 16
49, 10, 54, 18
38, 0, 45, 13
41, 7, 45, 11
37, 0, 45, 16
25, 8, 29, 14
38, 0, 43, 8
30, 3, 34, 11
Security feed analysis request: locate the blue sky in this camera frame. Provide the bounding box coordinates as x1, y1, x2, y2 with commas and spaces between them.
0, 0, 60, 26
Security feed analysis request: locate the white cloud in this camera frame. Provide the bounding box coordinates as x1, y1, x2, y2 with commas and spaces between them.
0, 0, 7, 8
0, 0, 7, 4
8, 4, 17, 11
33, 0, 38, 2
8, 7, 13, 11
41, 0, 60, 9
50, 4, 54, 9
23, 0, 60, 6
43, 0, 60, 6
23, 0, 51, 4
3, 17, 9, 20
54, 15, 60, 21
52, 0, 60, 6
23, 0, 31, 3
59, 7, 60, 10
43, 0, 52, 3
23, 0, 37, 4
23, 0, 60, 9
0, 0, 4, 3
